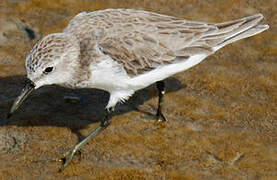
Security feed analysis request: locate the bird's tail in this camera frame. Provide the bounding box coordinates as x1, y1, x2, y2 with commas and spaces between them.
201, 14, 269, 50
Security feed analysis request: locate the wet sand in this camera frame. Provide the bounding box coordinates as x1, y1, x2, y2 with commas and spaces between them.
0, 0, 276, 179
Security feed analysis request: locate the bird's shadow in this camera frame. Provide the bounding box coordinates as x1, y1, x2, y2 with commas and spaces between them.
0, 75, 186, 141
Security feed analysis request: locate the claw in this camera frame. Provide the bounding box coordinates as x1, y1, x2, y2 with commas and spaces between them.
58, 150, 75, 172
58, 149, 83, 172
57, 114, 110, 172
157, 112, 167, 122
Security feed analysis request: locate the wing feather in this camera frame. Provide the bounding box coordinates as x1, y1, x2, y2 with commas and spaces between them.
64, 9, 268, 77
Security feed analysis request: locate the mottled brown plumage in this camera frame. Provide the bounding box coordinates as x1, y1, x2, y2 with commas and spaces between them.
9, 9, 269, 171
63, 9, 267, 76
22, 8, 269, 106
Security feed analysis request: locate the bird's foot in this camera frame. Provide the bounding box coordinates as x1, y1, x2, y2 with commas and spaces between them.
58, 148, 82, 172
156, 111, 167, 122
142, 111, 168, 124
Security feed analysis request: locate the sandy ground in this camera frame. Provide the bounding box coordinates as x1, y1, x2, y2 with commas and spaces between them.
0, 0, 276, 179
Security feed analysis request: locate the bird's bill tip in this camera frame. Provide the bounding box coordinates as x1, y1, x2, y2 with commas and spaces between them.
7, 80, 35, 118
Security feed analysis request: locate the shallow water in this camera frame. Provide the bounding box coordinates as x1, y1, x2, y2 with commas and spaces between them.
0, 0, 276, 179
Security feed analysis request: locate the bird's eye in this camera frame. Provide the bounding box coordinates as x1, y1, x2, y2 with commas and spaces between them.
44, 67, 53, 74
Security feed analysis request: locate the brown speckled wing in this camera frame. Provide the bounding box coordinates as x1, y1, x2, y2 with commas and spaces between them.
98, 33, 177, 76
84, 10, 216, 76
64, 9, 216, 76
98, 30, 215, 76
65, 9, 266, 77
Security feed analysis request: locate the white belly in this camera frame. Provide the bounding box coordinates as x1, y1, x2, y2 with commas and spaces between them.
79, 54, 208, 109
128, 54, 208, 90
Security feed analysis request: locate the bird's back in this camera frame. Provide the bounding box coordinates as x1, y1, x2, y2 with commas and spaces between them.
63, 9, 268, 79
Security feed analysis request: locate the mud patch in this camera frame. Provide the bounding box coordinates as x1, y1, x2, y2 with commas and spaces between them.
0, 18, 41, 46
0, 128, 27, 153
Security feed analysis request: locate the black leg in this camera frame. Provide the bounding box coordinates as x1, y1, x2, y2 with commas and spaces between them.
59, 109, 113, 172
156, 81, 167, 122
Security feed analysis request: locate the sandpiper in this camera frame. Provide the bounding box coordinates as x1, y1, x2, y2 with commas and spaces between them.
7, 9, 269, 171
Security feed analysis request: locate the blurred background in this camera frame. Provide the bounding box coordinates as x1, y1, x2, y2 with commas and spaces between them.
0, 0, 276, 179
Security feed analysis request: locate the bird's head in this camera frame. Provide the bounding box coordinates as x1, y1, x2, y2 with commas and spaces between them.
7, 33, 80, 118
26, 33, 80, 88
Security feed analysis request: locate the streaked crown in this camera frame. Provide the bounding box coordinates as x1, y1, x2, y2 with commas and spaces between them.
25, 33, 80, 88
